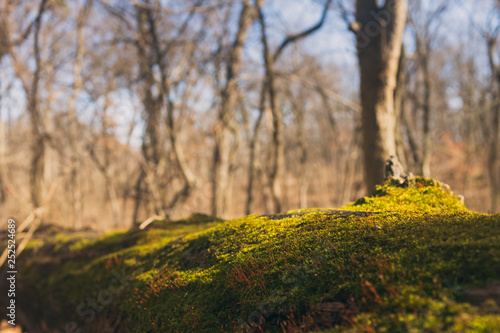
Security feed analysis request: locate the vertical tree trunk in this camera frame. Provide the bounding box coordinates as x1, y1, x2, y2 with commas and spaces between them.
144, 7, 198, 211
487, 37, 500, 212
0, 2, 9, 205
212, 0, 259, 217
259, 0, 331, 213
295, 103, 308, 209
245, 83, 265, 215
28, 0, 48, 208
133, 3, 165, 220
88, 96, 122, 228
342, 124, 361, 205
247, 1, 330, 214
67, 0, 93, 228
353, 0, 408, 192
416, 34, 432, 178
0, 1, 13, 60
258, 8, 283, 213
402, 105, 420, 168
132, 170, 145, 224
394, 44, 408, 169
489, 101, 500, 212
0, 117, 5, 204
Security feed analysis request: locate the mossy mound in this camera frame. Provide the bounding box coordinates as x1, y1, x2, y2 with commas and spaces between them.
287, 177, 467, 214
19, 178, 500, 332
344, 177, 467, 213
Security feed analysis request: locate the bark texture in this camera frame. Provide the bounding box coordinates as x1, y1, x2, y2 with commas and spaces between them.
354, 0, 408, 192
487, 36, 500, 212
28, 0, 49, 208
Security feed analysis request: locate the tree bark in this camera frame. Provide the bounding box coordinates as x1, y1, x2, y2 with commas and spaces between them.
354, 0, 408, 192
212, 0, 259, 217
0, 1, 14, 60
6, 0, 49, 209
245, 82, 266, 215
28, 0, 49, 208
294, 101, 308, 209
132, 169, 145, 224
67, 0, 93, 229
487, 36, 500, 212
255, 0, 331, 213
258, 8, 282, 213
394, 44, 408, 169
0, 2, 13, 205
144, 6, 199, 212
416, 34, 432, 178
402, 104, 420, 168
87, 96, 121, 228
342, 122, 361, 205
134, 3, 166, 219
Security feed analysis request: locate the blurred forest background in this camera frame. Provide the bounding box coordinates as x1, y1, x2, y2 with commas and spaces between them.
0, 0, 499, 230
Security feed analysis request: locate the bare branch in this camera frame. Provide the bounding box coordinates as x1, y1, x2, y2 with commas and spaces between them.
273, 0, 332, 61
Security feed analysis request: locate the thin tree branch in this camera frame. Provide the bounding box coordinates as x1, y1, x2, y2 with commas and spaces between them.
273, 0, 332, 61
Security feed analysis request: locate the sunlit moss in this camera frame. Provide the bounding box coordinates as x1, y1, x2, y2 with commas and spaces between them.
341, 177, 467, 213
20, 183, 500, 332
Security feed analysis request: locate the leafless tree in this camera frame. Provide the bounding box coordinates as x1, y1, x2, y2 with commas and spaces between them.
484, 21, 500, 212
246, 0, 332, 214
462, 0, 500, 211
408, 0, 447, 178
67, 0, 94, 228
8, 0, 50, 208
2, 0, 500, 231
212, 0, 261, 217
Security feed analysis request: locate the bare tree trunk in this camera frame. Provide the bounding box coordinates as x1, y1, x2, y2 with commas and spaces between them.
0, 0, 8, 206
487, 37, 500, 212
402, 105, 420, 168
67, 0, 93, 229
258, 8, 283, 213
257, 0, 331, 213
416, 34, 432, 178
105, 171, 120, 228
144, 7, 198, 211
245, 83, 266, 215
102, 101, 121, 227
410, 1, 448, 178
489, 101, 500, 212
27, 0, 48, 208
353, 0, 408, 192
87, 97, 121, 228
394, 44, 408, 169
89, 148, 121, 228
0, 68, 9, 204
0, 117, 5, 204
296, 105, 308, 209
463, 102, 476, 200
134, 4, 166, 218
132, 169, 145, 225
342, 122, 361, 205
317, 88, 342, 206
0, 1, 13, 60
212, 0, 259, 217
255, 160, 273, 214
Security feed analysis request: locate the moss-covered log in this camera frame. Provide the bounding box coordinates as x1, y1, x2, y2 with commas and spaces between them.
10, 178, 500, 332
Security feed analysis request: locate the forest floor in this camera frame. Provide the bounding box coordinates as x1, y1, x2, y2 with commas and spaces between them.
7, 177, 500, 332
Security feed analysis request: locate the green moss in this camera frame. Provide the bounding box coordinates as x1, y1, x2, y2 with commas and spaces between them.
341, 176, 467, 213
24, 238, 42, 250
21, 181, 500, 332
